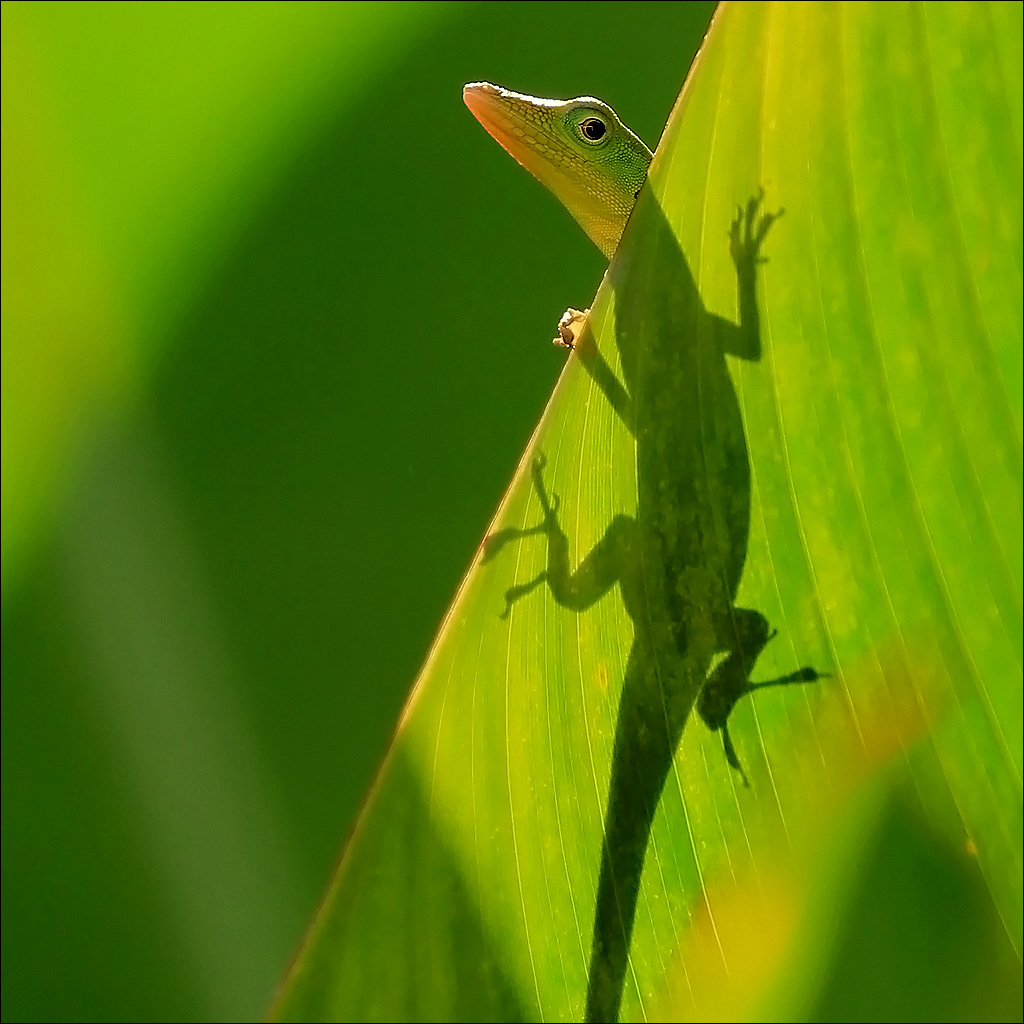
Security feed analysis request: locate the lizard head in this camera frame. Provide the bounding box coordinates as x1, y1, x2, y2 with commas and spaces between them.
464, 82, 653, 258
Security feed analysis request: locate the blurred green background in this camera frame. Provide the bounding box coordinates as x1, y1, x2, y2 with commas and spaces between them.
2, 2, 719, 1019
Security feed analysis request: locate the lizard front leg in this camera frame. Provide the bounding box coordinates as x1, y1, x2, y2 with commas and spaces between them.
714, 189, 783, 361
554, 307, 590, 349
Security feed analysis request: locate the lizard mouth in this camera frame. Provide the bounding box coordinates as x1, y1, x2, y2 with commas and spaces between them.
463, 82, 569, 189
463, 81, 628, 258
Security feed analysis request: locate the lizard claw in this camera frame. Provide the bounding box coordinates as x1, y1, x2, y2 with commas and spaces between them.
554, 307, 590, 349
730, 189, 783, 268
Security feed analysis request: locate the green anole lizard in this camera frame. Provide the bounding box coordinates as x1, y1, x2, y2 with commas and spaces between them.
464, 81, 651, 348
465, 82, 824, 1023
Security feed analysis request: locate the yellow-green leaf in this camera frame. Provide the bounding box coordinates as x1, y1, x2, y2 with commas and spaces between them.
274, 3, 1022, 1020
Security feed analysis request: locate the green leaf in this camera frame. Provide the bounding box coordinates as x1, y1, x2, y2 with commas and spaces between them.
1, 0, 448, 596
273, 3, 1022, 1020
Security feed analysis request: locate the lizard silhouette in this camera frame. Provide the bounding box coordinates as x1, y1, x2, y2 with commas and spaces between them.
483, 190, 825, 1022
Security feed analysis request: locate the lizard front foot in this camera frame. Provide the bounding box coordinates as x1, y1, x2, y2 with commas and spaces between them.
730, 188, 783, 269
554, 307, 590, 349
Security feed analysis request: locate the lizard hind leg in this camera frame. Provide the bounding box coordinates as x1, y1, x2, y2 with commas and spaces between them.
697, 607, 827, 784
721, 723, 751, 788
750, 666, 829, 692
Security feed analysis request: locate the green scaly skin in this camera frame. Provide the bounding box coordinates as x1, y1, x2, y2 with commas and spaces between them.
463, 82, 651, 258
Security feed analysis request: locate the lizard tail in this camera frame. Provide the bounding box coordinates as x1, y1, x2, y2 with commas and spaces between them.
585, 652, 682, 1023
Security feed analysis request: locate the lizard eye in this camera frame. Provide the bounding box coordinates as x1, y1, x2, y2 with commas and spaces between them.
579, 117, 607, 142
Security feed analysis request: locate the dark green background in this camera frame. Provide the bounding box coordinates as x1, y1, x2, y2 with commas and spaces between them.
1, 4, 717, 1019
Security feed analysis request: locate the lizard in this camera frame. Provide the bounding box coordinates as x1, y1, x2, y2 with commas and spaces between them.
463, 81, 649, 349
465, 82, 825, 1023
